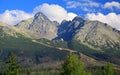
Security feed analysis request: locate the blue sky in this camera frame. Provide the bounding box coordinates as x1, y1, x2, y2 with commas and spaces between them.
0, 0, 120, 30
0, 0, 120, 14
0, 0, 65, 13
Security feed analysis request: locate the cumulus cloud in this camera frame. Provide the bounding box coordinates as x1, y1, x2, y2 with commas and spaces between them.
67, 13, 77, 20
0, 10, 33, 25
0, 3, 77, 25
87, 13, 120, 30
34, 3, 77, 23
104, 1, 120, 9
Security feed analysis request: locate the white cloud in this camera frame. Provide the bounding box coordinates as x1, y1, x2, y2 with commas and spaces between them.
87, 13, 120, 30
104, 1, 120, 9
66, 0, 100, 8
65, 0, 100, 13
0, 10, 33, 25
67, 12, 77, 20
0, 4, 77, 25
34, 3, 77, 23
66, 1, 80, 8
89, 1, 100, 7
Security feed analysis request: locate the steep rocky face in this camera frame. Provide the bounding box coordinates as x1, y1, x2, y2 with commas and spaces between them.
73, 20, 120, 49
28, 12, 58, 40
15, 13, 120, 50
56, 16, 85, 41
15, 18, 40, 39
56, 16, 120, 50
15, 12, 58, 40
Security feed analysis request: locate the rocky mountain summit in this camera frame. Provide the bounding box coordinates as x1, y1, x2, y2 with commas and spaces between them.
56, 16, 120, 50
73, 20, 120, 49
14, 12, 120, 50
0, 12, 120, 66
56, 16, 85, 41
16, 12, 58, 40
28, 12, 58, 40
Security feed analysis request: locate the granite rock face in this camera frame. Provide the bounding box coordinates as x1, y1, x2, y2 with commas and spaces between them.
15, 12, 120, 49
16, 12, 58, 40
74, 20, 120, 48
56, 16, 85, 41
28, 12, 58, 40
56, 16, 120, 49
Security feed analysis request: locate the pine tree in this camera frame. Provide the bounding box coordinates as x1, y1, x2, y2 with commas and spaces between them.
103, 62, 114, 75
4, 53, 21, 75
61, 53, 91, 75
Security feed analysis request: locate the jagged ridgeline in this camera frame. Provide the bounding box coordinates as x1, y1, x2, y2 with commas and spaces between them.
16, 12, 120, 50
0, 12, 120, 66
15, 12, 58, 40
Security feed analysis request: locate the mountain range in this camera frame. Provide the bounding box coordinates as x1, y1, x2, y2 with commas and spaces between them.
15, 12, 120, 50
0, 12, 120, 67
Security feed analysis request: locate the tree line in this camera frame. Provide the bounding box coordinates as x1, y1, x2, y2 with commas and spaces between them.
0, 53, 119, 75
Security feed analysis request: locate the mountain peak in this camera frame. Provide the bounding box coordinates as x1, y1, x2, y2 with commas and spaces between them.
34, 12, 44, 16
72, 16, 84, 22
34, 12, 49, 21
28, 12, 58, 40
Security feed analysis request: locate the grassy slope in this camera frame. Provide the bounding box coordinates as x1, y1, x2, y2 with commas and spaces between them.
37, 39, 120, 65
0, 24, 120, 66
0, 27, 69, 67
